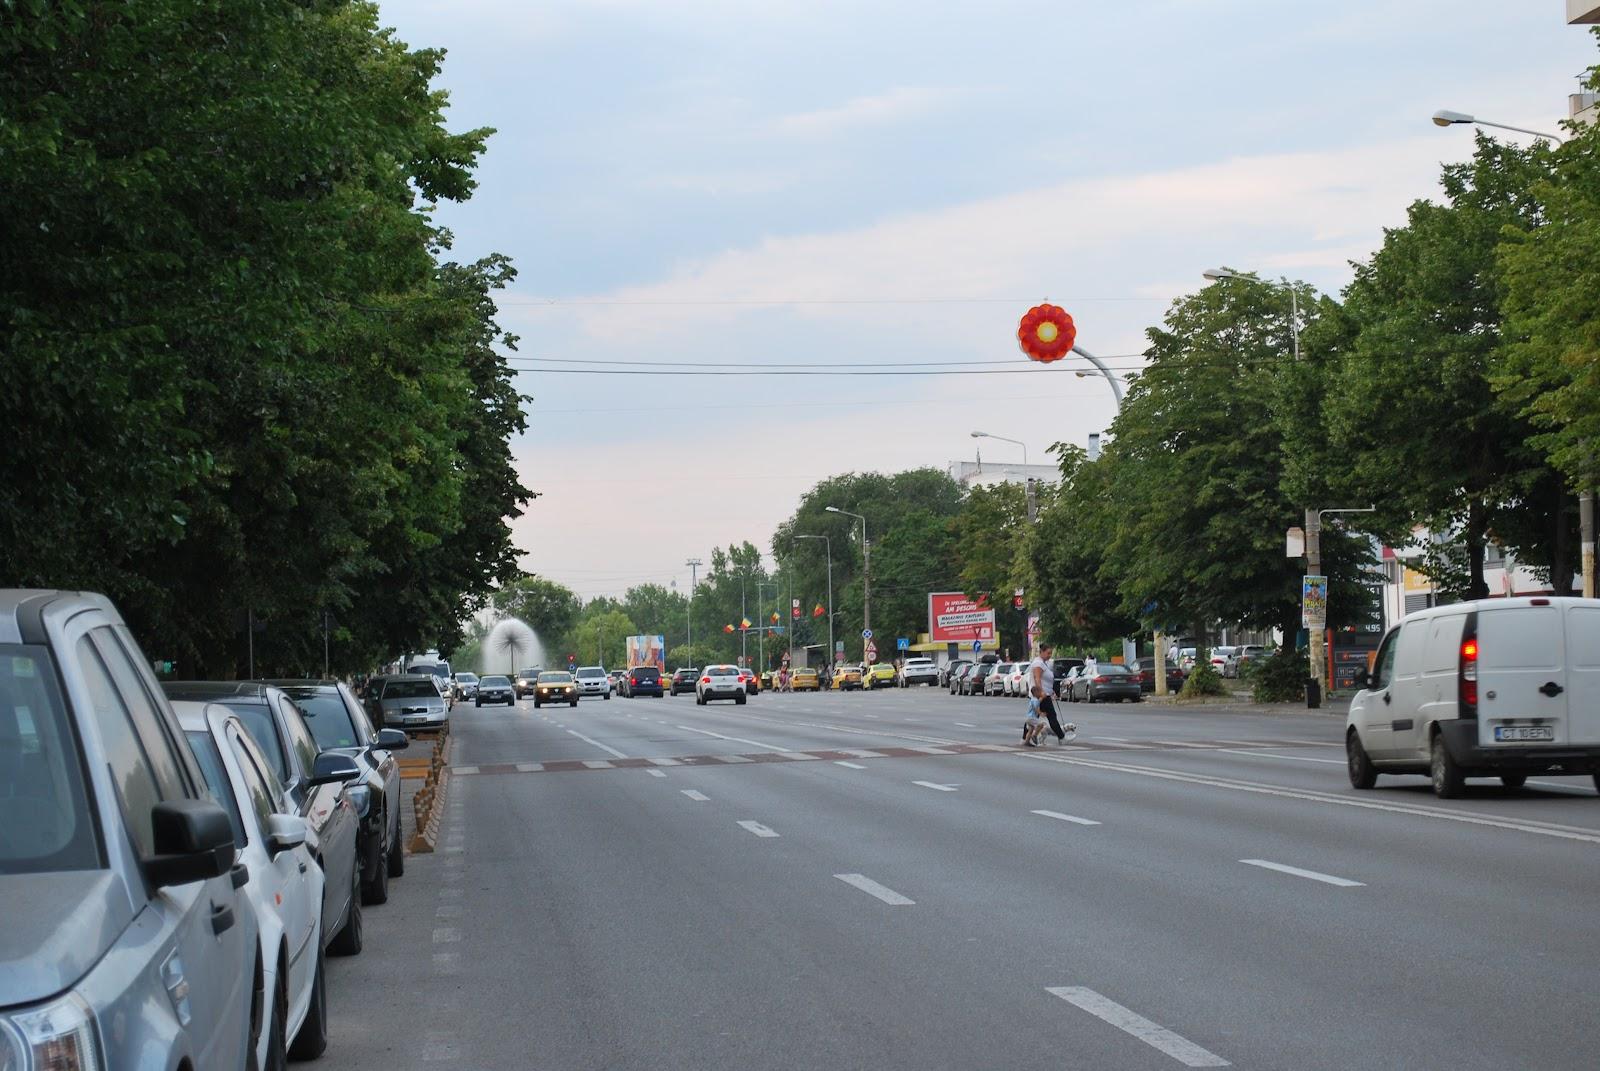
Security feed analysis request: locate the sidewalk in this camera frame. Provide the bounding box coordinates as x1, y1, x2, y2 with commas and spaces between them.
1139, 689, 1350, 718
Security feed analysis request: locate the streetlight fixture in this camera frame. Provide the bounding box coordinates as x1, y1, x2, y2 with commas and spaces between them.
1202, 267, 1301, 360
971, 430, 1027, 465
1430, 109, 1564, 142
796, 534, 833, 668
685, 558, 701, 665
823, 506, 870, 659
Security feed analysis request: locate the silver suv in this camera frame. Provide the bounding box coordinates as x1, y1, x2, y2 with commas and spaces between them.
1, 590, 258, 1070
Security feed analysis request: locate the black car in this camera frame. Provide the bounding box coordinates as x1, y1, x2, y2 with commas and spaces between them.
941, 659, 973, 688
961, 662, 994, 696
476, 674, 515, 705
514, 667, 542, 697
1065, 663, 1142, 703
625, 666, 664, 697
669, 668, 699, 695
1131, 656, 1187, 694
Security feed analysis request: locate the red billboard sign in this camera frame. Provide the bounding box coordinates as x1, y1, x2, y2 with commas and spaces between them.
928, 592, 996, 643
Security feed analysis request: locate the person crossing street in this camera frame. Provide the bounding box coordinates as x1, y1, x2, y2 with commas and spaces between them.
1025, 642, 1069, 746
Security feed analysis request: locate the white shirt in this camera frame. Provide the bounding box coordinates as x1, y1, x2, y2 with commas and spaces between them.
1029, 656, 1053, 698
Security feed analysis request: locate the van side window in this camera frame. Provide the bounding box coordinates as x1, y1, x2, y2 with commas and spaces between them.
1371, 630, 1400, 689
75, 636, 163, 857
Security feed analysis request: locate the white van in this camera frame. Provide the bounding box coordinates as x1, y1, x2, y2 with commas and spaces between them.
1346, 597, 1600, 797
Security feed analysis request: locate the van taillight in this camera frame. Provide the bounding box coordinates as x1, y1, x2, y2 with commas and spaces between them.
1459, 613, 1479, 719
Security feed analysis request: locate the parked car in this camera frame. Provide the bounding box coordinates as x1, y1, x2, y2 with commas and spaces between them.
1131, 656, 1187, 693
476, 674, 516, 706
533, 670, 579, 707
897, 657, 939, 687
984, 663, 1013, 696
1225, 644, 1269, 677
863, 663, 896, 689
670, 667, 700, 695
626, 666, 665, 697
0, 590, 257, 1071
268, 680, 409, 904
1065, 663, 1142, 703
831, 664, 864, 691
738, 668, 760, 695
374, 673, 450, 730
1177, 647, 1197, 670
697, 664, 746, 705
1346, 596, 1600, 797
961, 662, 994, 696
1050, 658, 1085, 698
1005, 662, 1029, 696
949, 662, 976, 694
940, 659, 972, 687
1208, 646, 1237, 674
791, 667, 821, 691
162, 681, 367, 958
176, 699, 338, 1063
514, 667, 542, 697
450, 671, 479, 700
574, 665, 611, 700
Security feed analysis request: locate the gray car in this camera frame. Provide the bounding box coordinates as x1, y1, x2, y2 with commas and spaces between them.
1, 590, 258, 1070
376, 673, 450, 729
269, 680, 409, 904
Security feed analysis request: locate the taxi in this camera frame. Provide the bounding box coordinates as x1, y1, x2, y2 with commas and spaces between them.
863, 663, 896, 689
791, 667, 820, 692
830, 664, 864, 691
533, 670, 578, 708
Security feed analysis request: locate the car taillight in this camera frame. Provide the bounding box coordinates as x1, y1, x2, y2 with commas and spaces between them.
1459, 612, 1478, 718
700, 676, 711, 684
1094, 675, 1109, 683
630, 676, 638, 685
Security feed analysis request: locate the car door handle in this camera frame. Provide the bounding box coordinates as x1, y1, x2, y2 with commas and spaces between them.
1539, 681, 1564, 697
210, 902, 235, 936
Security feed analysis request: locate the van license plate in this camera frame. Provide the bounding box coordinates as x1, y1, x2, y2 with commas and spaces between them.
1495, 726, 1553, 742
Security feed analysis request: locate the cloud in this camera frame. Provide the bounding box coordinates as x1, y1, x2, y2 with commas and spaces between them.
773, 86, 967, 137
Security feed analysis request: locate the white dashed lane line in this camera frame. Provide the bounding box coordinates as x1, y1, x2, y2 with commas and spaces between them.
1239, 859, 1365, 888
646, 769, 668, 778
834, 761, 867, 769
737, 820, 780, 838
912, 780, 959, 792
1215, 748, 1344, 765
676, 724, 787, 751
834, 873, 915, 905
1031, 809, 1101, 827
1047, 987, 1229, 1067
680, 789, 710, 802
566, 729, 628, 759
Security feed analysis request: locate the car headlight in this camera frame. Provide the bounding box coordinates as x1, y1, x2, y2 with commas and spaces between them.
1, 992, 101, 1071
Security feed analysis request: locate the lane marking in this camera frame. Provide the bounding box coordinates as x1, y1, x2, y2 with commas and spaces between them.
680, 789, 710, 802
834, 873, 915, 905
835, 761, 867, 769
514, 762, 543, 773
432, 927, 462, 944
737, 820, 780, 838
676, 724, 786, 751
1022, 751, 1600, 844
1047, 987, 1229, 1068
912, 780, 959, 792
911, 746, 955, 755
842, 749, 885, 758
646, 768, 668, 778
954, 722, 976, 728
1151, 740, 1216, 749
1528, 779, 1597, 794
1097, 736, 1129, 742
1240, 859, 1365, 888
713, 755, 754, 763
580, 760, 614, 770
1032, 809, 1101, 826
648, 757, 681, 766
566, 729, 628, 759
1216, 748, 1344, 765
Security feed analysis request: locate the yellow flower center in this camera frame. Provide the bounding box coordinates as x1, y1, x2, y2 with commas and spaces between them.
1036, 321, 1059, 343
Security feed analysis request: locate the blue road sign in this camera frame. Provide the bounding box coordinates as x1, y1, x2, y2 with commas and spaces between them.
896, 637, 909, 650
971, 640, 983, 652
862, 628, 873, 639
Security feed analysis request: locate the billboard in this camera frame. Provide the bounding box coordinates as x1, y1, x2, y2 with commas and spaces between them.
625, 635, 666, 672
928, 593, 996, 643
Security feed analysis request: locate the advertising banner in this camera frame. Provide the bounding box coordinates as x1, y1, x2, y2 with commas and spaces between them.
928, 592, 997, 643
1301, 576, 1328, 629
625, 635, 666, 672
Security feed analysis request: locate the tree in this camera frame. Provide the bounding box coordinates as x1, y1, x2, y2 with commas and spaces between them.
566, 610, 638, 670
493, 577, 581, 642
1029, 445, 1140, 649
621, 584, 689, 647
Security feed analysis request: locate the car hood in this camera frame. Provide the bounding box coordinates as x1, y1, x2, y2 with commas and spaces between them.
0, 871, 130, 1006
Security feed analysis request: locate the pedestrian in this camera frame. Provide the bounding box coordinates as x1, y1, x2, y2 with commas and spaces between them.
1025, 642, 1070, 746
1167, 640, 1179, 664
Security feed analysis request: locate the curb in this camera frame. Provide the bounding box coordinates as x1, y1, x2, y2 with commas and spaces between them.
408, 725, 452, 855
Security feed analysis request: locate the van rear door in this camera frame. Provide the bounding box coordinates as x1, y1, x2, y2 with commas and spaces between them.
1476, 605, 1567, 747
1563, 603, 1600, 746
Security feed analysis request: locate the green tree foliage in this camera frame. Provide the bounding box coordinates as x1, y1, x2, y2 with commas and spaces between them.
620, 583, 689, 645
1029, 446, 1140, 649
1, 1, 529, 674
565, 609, 638, 669
492, 576, 581, 641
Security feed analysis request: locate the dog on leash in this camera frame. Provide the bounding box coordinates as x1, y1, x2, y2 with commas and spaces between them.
1022, 697, 1077, 747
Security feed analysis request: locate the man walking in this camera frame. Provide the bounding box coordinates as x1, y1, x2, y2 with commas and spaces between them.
1027, 642, 1069, 746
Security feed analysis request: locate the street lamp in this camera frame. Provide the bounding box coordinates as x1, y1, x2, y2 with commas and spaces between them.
1430, 109, 1564, 142
823, 506, 870, 660
685, 558, 701, 666
1202, 267, 1301, 360
970, 430, 1027, 465
796, 534, 834, 667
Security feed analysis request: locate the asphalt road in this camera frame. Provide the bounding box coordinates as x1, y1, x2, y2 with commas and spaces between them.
325, 686, 1600, 1070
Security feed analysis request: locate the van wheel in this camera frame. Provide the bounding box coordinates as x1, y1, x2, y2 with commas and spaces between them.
1500, 774, 1527, 789
1430, 734, 1465, 799
1346, 730, 1378, 789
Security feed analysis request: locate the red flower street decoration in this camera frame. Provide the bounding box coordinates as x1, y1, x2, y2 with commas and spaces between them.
1017, 304, 1077, 364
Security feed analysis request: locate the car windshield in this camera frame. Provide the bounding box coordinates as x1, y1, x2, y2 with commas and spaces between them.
633, 668, 659, 679
539, 672, 573, 683
383, 679, 442, 699
0, 645, 100, 874
185, 729, 247, 847
708, 666, 737, 676
517, 669, 539, 678
282, 688, 361, 750
481, 676, 509, 686
575, 667, 604, 678
456, 673, 478, 683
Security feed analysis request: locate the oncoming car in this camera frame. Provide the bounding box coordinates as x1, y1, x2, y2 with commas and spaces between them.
574, 666, 611, 699
533, 671, 578, 708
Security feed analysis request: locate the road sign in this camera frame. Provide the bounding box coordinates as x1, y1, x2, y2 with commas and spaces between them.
865, 642, 878, 661
862, 628, 873, 639
971, 640, 983, 652
896, 637, 909, 650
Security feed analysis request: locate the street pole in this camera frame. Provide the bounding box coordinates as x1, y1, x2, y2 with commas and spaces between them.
1583, 491, 1596, 599
1305, 507, 1324, 706
686, 558, 701, 666
247, 607, 254, 680
740, 570, 747, 667
322, 610, 329, 679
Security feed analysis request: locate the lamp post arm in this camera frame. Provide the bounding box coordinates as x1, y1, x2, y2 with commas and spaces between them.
1473, 118, 1564, 142
1070, 344, 1124, 406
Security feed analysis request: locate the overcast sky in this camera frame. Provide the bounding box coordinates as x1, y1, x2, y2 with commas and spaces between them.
377, 1, 1596, 600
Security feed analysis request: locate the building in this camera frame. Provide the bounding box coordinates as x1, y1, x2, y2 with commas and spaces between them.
1572, 2, 1600, 121
947, 458, 1061, 489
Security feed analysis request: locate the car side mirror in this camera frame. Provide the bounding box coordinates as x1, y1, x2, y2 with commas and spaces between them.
373, 728, 409, 751
1357, 671, 1373, 690
310, 751, 361, 786
143, 799, 236, 887
265, 813, 308, 855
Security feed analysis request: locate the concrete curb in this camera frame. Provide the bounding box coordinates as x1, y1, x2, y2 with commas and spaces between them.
408, 725, 452, 855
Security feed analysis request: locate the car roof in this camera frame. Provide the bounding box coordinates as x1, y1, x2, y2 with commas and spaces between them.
170, 699, 241, 734
163, 680, 271, 703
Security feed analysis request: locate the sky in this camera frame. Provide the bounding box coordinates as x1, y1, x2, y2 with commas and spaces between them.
375, 0, 1597, 601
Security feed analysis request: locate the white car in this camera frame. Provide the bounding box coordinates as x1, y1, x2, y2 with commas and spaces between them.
175, 700, 333, 1064
1006, 662, 1029, 696
1346, 596, 1600, 797
574, 666, 611, 699
696, 664, 747, 705
898, 657, 941, 687
984, 662, 1012, 696
1209, 646, 1236, 674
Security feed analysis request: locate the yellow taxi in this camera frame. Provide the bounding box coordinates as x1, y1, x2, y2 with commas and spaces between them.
533, 670, 578, 708
830, 664, 863, 691
863, 663, 896, 689
791, 667, 820, 692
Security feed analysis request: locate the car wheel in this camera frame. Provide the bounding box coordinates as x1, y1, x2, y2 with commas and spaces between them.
475, 699, 481, 707
533, 700, 541, 708
1346, 730, 1378, 789
736, 694, 747, 705
1430, 733, 1466, 799
697, 693, 705, 705
329, 863, 363, 956
570, 698, 578, 707
1500, 774, 1527, 789
1087, 688, 1096, 703
262, 971, 288, 1071
604, 692, 610, 700
361, 827, 389, 905
388, 810, 405, 877
288, 943, 327, 1059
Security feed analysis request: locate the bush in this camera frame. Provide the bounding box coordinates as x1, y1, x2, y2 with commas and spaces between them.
1178, 661, 1227, 698
1248, 650, 1308, 703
